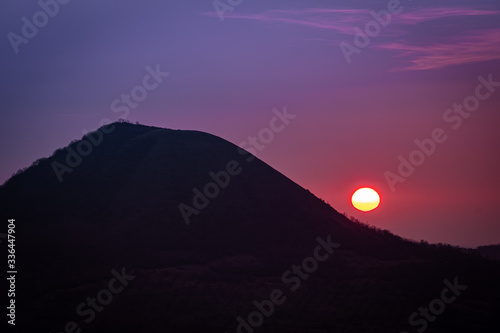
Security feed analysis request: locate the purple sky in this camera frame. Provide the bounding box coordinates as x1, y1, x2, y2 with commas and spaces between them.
1, 0, 499, 247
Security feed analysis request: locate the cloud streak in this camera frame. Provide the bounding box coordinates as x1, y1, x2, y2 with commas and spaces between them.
204, 7, 499, 34
394, 8, 499, 24
205, 8, 370, 34
377, 29, 500, 71
203, 6, 500, 70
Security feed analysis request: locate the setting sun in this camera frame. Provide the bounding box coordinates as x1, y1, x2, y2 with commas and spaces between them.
351, 187, 380, 212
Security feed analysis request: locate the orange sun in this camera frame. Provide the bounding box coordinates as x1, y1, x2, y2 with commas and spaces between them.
351, 187, 380, 212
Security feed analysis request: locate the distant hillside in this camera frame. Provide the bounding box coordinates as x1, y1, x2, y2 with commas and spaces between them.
477, 245, 500, 261
1, 122, 499, 333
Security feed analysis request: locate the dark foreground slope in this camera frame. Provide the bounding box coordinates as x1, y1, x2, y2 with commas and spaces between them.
477, 245, 500, 261
1, 122, 499, 333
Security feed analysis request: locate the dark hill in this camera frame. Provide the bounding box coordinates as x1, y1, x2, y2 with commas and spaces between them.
477, 245, 500, 261
1, 122, 499, 333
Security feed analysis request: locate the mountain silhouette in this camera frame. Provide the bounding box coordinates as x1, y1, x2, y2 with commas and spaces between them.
477, 245, 500, 261
1, 122, 499, 333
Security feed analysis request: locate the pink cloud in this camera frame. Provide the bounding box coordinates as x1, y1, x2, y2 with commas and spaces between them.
202, 7, 500, 70
395, 8, 499, 24
203, 7, 499, 35
377, 29, 500, 71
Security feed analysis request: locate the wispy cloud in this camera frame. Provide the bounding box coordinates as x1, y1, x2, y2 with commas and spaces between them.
203, 7, 499, 35
202, 6, 500, 70
204, 8, 370, 34
377, 29, 500, 71
394, 8, 499, 24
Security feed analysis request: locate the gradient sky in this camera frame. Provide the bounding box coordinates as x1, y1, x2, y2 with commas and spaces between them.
1, 0, 499, 247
